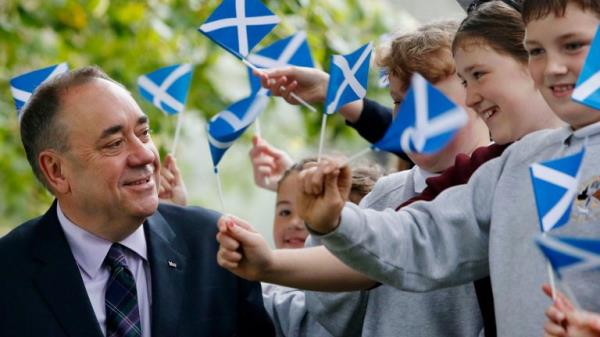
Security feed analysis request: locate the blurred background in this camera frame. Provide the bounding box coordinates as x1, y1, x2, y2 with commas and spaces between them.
0, 0, 464, 245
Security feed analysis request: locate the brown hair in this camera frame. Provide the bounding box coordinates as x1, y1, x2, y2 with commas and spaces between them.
20, 66, 118, 191
453, 1, 529, 64
522, 0, 600, 24
350, 164, 383, 200
376, 20, 459, 92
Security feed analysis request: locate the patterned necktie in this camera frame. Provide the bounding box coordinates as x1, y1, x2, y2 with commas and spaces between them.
104, 243, 142, 337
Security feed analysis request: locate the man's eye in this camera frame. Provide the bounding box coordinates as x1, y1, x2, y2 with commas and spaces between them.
107, 140, 124, 148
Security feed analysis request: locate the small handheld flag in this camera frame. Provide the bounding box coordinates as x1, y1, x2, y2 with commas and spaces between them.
373, 74, 468, 155
10, 63, 69, 119
198, 0, 280, 60
572, 25, 600, 110
324, 42, 372, 115
529, 148, 585, 233
137, 64, 194, 115
535, 235, 600, 279
246, 31, 314, 95
207, 94, 269, 167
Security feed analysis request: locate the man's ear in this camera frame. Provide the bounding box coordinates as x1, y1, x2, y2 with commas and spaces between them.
39, 150, 70, 194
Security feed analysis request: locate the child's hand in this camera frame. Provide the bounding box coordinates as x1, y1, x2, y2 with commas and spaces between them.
249, 135, 293, 191
216, 215, 274, 281
158, 154, 188, 206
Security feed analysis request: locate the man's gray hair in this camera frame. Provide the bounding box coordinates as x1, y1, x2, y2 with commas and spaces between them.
20, 66, 116, 192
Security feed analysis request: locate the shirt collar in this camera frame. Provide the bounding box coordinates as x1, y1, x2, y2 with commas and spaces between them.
57, 202, 148, 278
413, 166, 438, 194
562, 120, 600, 145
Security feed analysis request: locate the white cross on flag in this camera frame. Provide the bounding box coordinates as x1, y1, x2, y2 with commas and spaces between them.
572, 25, 600, 110
198, 0, 280, 60
373, 74, 468, 155
246, 31, 314, 95
324, 42, 372, 115
137, 64, 194, 115
10, 63, 69, 119
529, 147, 586, 233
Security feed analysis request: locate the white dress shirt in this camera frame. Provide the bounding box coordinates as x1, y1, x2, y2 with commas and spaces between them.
57, 203, 152, 337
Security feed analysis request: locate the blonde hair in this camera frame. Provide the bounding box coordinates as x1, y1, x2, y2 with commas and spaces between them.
376, 20, 459, 91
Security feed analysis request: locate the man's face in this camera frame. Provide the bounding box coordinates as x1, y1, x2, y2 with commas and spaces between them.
525, 3, 600, 129
59, 78, 160, 227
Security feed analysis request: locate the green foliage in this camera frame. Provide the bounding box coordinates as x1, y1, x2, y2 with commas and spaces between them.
0, 0, 390, 231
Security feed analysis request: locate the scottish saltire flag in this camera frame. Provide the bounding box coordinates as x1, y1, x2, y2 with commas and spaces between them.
324, 42, 373, 115
10, 62, 69, 117
572, 26, 600, 110
137, 64, 193, 115
373, 74, 468, 155
530, 148, 586, 232
198, 0, 280, 60
246, 31, 314, 94
208, 94, 269, 167
535, 235, 600, 279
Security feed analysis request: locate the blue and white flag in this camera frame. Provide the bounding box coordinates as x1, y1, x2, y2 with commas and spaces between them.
373, 74, 468, 155
208, 94, 269, 167
535, 234, 600, 279
530, 148, 585, 232
572, 26, 600, 110
324, 42, 372, 115
10, 62, 69, 118
137, 64, 194, 115
246, 31, 314, 95
198, 0, 280, 60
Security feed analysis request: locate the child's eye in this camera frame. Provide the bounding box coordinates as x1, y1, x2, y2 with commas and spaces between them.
278, 209, 291, 217
472, 71, 485, 80
564, 41, 585, 52
527, 48, 544, 57
460, 79, 467, 88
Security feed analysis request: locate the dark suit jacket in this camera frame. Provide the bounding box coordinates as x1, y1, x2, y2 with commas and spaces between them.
0, 201, 274, 337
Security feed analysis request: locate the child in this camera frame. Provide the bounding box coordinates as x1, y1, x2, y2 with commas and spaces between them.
217, 1, 600, 336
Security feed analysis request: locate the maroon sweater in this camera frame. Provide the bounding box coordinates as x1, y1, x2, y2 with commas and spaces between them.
397, 143, 510, 210
396, 142, 510, 337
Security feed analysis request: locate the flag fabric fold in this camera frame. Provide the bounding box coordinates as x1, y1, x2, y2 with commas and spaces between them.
373, 73, 468, 155
207, 94, 269, 167
10, 62, 69, 118
529, 148, 586, 232
324, 42, 373, 115
246, 31, 314, 95
198, 0, 280, 60
572, 25, 600, 110
535, 234, 600, 279
137, 64, 194, 115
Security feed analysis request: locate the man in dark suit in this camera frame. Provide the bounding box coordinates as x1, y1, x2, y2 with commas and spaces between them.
0, 66, 274, 337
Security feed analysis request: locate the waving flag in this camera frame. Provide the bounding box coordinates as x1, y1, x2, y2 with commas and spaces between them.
530, 148, 585, 232
246, 31, 314, 94
572, 26, 600, 110
10, 63, 69, 118
208, 94, 269, 167
324, 42, 372, 115
535, 235, 600, 279
373, 74, 468, 155
198, 0, 280, 60
137, 64, 193, 115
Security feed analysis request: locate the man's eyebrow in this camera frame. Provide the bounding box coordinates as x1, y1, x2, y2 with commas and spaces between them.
100, 124, 124, 140
137, 115, 149, 125
99, 116, 149, 140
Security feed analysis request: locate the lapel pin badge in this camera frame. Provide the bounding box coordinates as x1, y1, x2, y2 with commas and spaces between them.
168, 260, 177, 268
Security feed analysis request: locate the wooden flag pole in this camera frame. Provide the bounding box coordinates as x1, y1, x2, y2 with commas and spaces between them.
171, 110, 185, 157
242, 58, 316, 112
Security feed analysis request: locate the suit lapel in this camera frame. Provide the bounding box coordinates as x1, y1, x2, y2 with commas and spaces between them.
32, 201, 104, 337
146, 210, 187, 337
